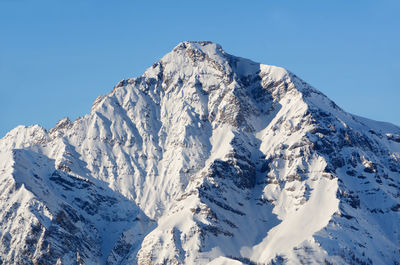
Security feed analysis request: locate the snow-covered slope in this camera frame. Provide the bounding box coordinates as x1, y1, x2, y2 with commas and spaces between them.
0, 41, 399, 265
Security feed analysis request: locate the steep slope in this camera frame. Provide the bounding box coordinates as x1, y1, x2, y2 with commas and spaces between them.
0, 41, 399, 264
0, 140, 153, 264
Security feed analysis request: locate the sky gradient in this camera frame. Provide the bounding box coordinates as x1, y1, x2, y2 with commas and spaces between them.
1, 0, 399, 137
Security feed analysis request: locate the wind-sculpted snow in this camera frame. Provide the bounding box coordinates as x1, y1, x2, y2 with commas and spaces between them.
0, 41, 399, 264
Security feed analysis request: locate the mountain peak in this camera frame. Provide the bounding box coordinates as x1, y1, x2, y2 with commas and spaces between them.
173, 41, 223, 53
1, 43, 399, 265
142, 40, 232, 84
163, 40, 228, 68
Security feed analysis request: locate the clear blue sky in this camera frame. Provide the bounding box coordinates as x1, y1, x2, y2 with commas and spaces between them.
1, 0, 399, 137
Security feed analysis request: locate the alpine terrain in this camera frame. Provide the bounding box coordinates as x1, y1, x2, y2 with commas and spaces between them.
0, 41, 399, 265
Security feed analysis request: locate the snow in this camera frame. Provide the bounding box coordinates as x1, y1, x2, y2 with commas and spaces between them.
354, 115, 400, 134
207, 256, 243, 265
248, 176, 339, 263
260, 64, 289, 81
0, 41, 399, 265
206, 125, 234, 163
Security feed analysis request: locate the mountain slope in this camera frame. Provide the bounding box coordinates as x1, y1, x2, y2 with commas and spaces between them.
0, 41, 399, 264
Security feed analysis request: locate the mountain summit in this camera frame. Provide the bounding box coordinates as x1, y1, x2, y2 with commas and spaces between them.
0, 42, 399, 265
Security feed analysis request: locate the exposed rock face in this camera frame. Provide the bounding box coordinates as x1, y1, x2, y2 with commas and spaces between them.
0, 41, 399, 264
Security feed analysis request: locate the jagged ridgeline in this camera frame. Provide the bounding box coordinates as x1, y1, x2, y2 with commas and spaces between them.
0, 41, 399, 265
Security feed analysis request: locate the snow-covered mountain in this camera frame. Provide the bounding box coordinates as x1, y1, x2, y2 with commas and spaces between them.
1, 41, 399, 265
